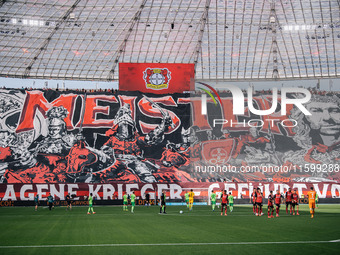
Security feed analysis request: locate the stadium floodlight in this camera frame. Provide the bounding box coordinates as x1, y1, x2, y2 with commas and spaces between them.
18, 18, 46, 27
283, 24, 318, 31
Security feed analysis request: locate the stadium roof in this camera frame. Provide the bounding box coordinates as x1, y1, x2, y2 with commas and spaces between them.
0, 0, 339, 82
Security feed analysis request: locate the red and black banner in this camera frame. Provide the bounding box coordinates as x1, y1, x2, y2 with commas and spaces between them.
0, 88, 339, 189
119, 63, 195, 94
0, 182, 339, 202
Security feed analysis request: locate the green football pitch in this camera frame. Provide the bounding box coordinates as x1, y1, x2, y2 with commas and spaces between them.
0, 204, 339, 255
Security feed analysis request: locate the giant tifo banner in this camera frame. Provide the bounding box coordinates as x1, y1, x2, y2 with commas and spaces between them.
0, 87, 340, 200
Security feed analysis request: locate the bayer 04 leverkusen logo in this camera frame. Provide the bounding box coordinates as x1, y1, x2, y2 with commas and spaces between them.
143, 68, 171, 90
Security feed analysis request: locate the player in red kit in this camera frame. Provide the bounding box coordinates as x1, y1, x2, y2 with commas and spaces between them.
285, 188, 293, 215
274, 190, 284, 217
221, 190, 228, 216
267, 191, 274, 218
292, 189, 300, 215
250, 188, 257, 215
255, 188, 263, 216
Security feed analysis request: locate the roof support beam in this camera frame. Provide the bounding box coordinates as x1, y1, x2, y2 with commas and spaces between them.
193, 0, 211, 76
23, 0, 82, 78
107, 0, 148, 81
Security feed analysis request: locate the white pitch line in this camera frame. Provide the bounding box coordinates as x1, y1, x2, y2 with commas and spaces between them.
1, 211, 338, 218
0, 213, 319, 217
0, 240, 339, 249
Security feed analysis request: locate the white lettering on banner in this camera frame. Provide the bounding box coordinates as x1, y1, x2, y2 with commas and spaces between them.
50, 184, 65, 200
3, 185, 16, 201
249, 183, 254, 196
281, 184, 290, 193
67, 184, 79, 200
20, 184, 33, 201
279, 184, 290, 194
331, 184, 340, 198
292, 183, 307, 196
103, 184, 115, 200
141, 184, 154, 199
264, 184, 270, 197
237, 183, 248, 198
257, 183, 263, 192
313, 183, 329, 198
36, 184, 48, 199
170, 184, 182, 199
1, 183, 340, 201
89, 185, 102, 200
224, 183, 236, 194
118, 184, 123, 199
126, 184, 139, 198
273, 184, 280, 193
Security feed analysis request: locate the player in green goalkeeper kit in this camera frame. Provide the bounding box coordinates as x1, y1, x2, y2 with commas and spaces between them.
228, 192, 234, 212
87, 193, 96, 214
211, 191, 216, 211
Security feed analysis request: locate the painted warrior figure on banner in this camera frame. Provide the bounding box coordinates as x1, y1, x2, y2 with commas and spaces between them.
284, 94, 340, 181
156, 126, 200, 182
31, 106, 79, 155
3, 106, 97, 183
242, 127, 272, 163
0, 91, 181, 184
91, 102, 173, 183
161, 126, 201, 168
0, 90, 32, 180
2, 103, 173, 183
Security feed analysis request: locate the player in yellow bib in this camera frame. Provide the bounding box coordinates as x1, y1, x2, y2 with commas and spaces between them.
188, 189, 194, 211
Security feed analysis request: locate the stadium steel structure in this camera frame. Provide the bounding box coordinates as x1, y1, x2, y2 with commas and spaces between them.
0, 0, 339, 82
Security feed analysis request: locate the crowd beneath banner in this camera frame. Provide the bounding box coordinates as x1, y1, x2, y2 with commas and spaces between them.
0, 86, 338, 96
